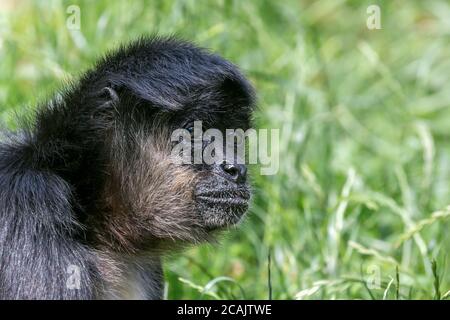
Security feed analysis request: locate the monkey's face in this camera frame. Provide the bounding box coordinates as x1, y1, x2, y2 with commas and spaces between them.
172, 90, 254, 231
160, 76, 254, 235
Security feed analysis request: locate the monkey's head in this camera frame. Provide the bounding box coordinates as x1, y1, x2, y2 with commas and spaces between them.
37, 37, 255, 252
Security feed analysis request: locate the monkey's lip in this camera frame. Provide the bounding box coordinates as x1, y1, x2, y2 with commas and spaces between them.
195, 189, 251, 202
195, 195, 249, 207
195, 189, 250, 210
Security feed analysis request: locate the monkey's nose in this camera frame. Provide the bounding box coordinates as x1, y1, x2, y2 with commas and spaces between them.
220, 163, 247, 184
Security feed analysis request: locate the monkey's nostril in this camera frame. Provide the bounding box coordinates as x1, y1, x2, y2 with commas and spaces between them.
223, 164, 239, 177
221, 163, 247, 183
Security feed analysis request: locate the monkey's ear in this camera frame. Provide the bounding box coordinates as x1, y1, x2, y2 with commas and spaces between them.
98, 86, 119, 107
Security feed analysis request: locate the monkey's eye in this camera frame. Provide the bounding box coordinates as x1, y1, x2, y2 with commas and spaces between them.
188, 126, 205, 142
186, 126, 194, 134
186, 126, 197, 143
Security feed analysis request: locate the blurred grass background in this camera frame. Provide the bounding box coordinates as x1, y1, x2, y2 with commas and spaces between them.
1, 0, 450, 299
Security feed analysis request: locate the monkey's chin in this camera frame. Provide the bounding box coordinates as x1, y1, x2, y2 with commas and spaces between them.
195, 194, 250, 230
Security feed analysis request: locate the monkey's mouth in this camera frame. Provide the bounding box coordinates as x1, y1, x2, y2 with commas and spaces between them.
196, 191, 250, 212
195, 188, 251, 229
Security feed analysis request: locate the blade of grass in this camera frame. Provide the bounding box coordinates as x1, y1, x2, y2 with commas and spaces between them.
432, 260, 441, 300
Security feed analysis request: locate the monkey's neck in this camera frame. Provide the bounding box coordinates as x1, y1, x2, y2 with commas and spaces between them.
96, 252, 164, 300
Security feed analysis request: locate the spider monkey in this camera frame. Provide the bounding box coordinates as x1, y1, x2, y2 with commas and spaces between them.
0, 36, 255, 299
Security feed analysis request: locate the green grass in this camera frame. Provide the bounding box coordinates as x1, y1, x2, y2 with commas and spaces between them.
1, 0, 450, 299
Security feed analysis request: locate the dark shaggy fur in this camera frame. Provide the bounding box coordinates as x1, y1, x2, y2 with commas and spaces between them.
0, 36, 255, 299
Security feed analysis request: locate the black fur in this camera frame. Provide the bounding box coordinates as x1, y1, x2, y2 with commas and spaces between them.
0, 36, 255, 299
